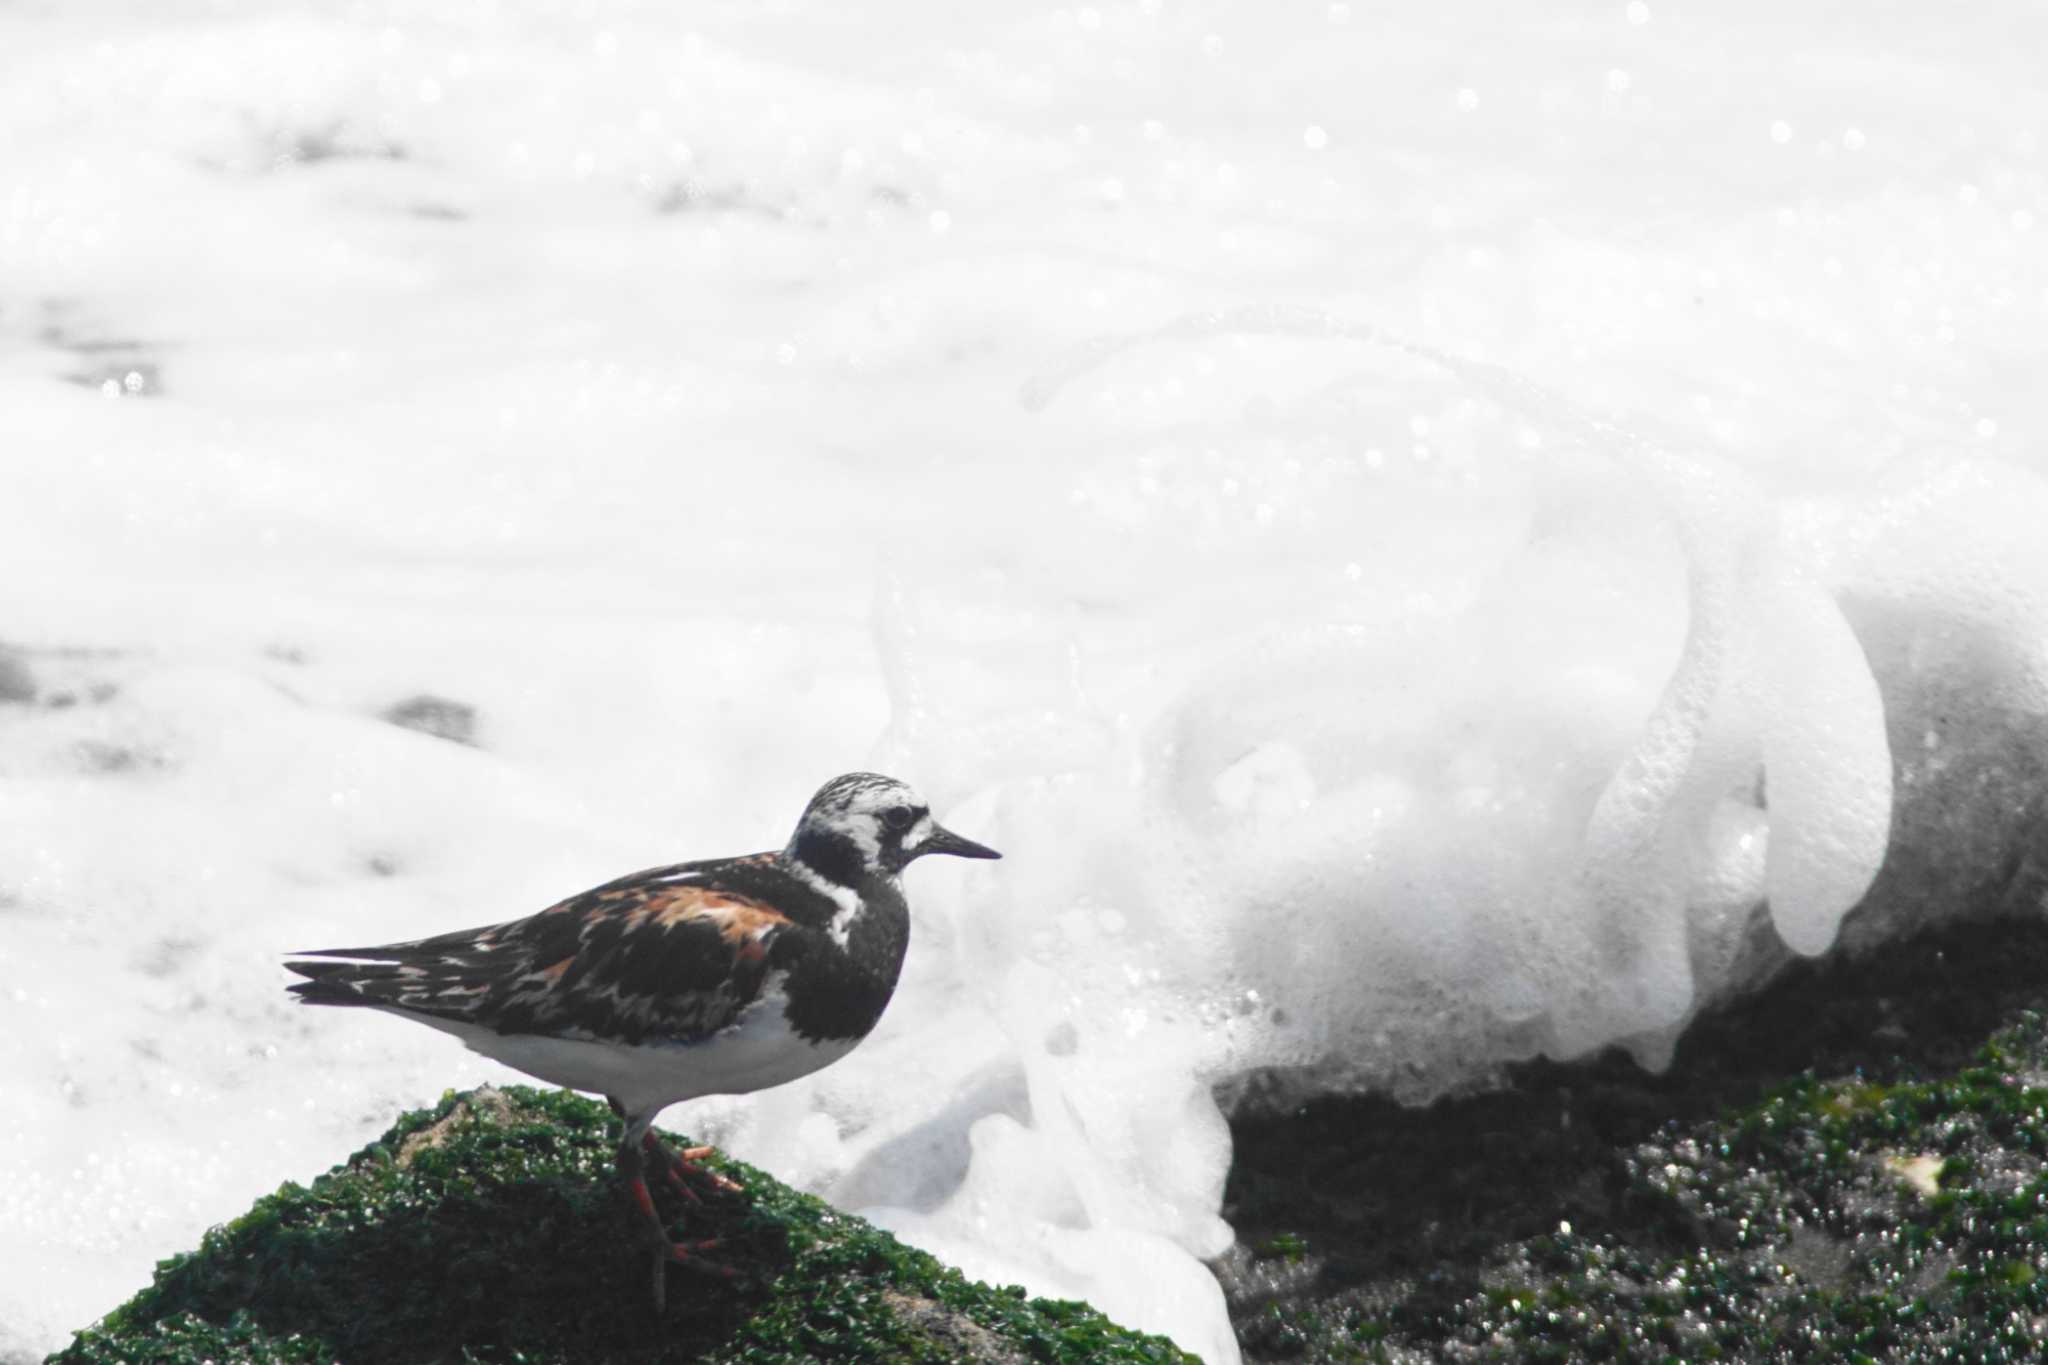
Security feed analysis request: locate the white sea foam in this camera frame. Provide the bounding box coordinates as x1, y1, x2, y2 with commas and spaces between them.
4, 3, 2046, 1361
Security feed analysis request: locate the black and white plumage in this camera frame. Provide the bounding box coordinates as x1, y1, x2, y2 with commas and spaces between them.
285, 771, 998, 1296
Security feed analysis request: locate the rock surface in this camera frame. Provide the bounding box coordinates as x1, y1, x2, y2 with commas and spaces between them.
51, 1087, 1195, 1364
1222, 915, 2048, 1362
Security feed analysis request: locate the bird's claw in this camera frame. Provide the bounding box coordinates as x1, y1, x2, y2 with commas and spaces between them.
647, 1236, 738, 1313
644, 1134, 744, 1198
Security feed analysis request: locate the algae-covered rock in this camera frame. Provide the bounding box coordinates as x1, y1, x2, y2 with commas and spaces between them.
1224, 917, 2048, 1363
52, 1086, 1195, 1365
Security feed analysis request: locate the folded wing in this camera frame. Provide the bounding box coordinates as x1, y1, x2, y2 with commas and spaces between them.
285, 871, 795, 1045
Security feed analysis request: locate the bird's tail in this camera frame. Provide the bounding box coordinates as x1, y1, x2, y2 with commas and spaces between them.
284, 957, 400, 1007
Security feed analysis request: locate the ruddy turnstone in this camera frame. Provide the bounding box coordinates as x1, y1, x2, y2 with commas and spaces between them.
285, 771, 998, 1305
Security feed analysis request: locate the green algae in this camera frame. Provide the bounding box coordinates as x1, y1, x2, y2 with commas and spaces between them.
1225, 917, 2048, 1362
51, 1086, 1194, 1365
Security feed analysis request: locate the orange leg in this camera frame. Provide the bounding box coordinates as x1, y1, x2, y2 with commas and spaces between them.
615, 1131, 735, 1313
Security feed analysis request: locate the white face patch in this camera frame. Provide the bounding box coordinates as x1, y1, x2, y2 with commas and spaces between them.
819, 805, 883, 863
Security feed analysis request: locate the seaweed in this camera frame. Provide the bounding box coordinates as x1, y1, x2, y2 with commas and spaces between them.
52, 1086, 1192, 1365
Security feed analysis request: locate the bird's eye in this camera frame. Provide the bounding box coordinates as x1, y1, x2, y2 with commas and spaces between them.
882, 805, 917, 832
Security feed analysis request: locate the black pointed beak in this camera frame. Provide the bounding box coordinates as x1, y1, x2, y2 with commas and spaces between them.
919, 823, 1002, 861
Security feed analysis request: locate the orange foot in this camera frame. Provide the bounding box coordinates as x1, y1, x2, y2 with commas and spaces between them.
643, 1132, 745, 1202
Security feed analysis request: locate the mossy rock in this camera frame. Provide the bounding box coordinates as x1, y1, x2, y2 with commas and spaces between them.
1224, 916, 2048, 1363
52, 1086, 1195, 1365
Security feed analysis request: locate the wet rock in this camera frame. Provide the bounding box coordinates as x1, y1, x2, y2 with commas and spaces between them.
1225, 917, 2048, 1361
381, 694, 479, 746
0, 644, 33, 702
51, 1085, 1193, 1364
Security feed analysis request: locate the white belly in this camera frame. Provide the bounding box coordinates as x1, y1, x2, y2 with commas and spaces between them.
386, 989, 863, 1120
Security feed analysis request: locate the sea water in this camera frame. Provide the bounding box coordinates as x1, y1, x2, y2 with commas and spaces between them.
2, 2, 2044, 1360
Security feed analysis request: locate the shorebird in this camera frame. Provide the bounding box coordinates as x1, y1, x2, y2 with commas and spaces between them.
286, 771, 999, 1306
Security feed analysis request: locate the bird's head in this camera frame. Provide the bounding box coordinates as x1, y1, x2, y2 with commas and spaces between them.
787, 771, 1001, 885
